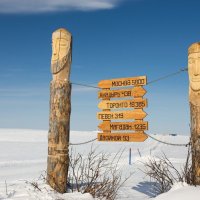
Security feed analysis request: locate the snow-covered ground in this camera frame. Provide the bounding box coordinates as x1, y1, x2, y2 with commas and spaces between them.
0, 129, 199, 200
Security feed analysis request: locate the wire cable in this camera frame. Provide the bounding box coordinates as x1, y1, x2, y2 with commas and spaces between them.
71, 82, 100, 89
69, 134, 190, 146
70, 67, 188, 89
69, 138, 97, 145
145, 133, 190, 147
147, 67, 188, 85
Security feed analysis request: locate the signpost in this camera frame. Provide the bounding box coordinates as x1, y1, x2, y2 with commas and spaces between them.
98, 132, 148, 142
98, 76, 147, 88
98, 121, 148, 131
98, 99, 147, 109
97, 75, 148, 142
98, 86, 147, 99
97, 110, 147, 120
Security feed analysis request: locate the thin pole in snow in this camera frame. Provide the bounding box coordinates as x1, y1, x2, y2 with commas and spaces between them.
129, 148, 132, 165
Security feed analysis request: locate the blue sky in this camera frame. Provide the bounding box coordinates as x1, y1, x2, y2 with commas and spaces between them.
0, 0, 199, 134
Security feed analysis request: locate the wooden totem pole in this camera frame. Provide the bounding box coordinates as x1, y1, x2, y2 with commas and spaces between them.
47, 28, 72, 193
188, 42, 200, 185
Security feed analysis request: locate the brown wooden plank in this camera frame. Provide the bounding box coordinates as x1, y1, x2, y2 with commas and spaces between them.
98, 99, 147, 110
98, 76, 147, 89
98, 132, 148, 142
97, 110, 147, 120
98, 86, 146, 99
98, 121, 148, 131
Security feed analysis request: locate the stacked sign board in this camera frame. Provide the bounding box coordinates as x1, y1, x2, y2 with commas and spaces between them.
97, 76, 148, 142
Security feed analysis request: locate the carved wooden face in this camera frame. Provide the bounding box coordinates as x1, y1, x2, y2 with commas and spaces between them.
188, 52, 200, 92
51, 30, 71, 64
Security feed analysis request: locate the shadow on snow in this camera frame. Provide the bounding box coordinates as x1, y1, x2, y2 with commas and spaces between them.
132, 181, 159, 198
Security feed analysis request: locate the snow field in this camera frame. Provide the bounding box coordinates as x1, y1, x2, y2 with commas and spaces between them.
0, 129, 199, 200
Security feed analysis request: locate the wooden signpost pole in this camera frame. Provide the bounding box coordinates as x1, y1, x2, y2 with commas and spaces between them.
102, 88, 111, 135
188, 42, 200, 185
47, 28, 72, 193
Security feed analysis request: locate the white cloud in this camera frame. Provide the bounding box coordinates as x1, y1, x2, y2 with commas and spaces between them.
0, 0, 123, 14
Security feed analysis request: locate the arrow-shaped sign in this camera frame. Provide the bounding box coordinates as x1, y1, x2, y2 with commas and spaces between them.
98, 132, 148, 142
98, 86, 146, 99
98, 121, 148, 131
98, 76, 147, 89
97, 110, 147, 120
98, 99, 147, 110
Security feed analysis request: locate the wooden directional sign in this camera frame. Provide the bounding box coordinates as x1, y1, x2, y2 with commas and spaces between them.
97, 75, 148, 143
98, 86, 146, 99
98, 99, 147, 110
98, 132, 148, 142
98, 76, 147, 89
98, 121, 148, 131
97, 110, 147, 120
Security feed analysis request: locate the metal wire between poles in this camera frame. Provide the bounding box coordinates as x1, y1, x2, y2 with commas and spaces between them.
71, 67, 188, 89
147, 67, 188, 85
69, 138, 97, 145
71, 82, 100, 89
69, 134, 190, 146
145, 133, 190, 147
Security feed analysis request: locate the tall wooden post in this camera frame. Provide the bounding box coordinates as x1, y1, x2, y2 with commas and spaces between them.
47, 28, 72, 193
188, 42, 200, 185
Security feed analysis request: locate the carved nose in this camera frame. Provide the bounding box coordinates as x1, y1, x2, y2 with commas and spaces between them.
194, 64, 200, 76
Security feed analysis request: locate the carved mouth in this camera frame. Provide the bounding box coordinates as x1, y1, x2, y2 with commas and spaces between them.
192, 78, 200, 82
